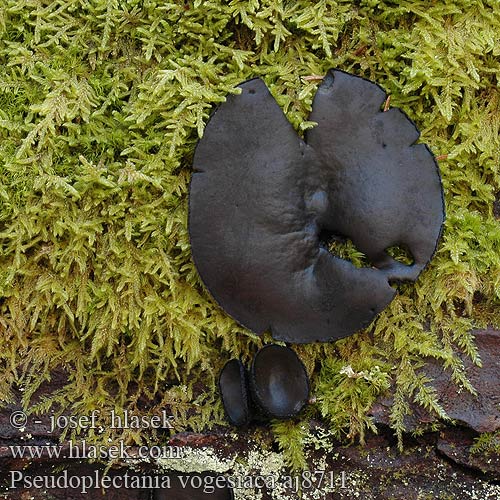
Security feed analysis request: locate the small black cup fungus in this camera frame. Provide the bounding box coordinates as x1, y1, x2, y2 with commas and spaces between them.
218, 358, 251, 427
249, 345, 310, 419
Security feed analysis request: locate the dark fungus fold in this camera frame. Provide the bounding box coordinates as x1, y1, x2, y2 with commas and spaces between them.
189, 70, 445, 343
218, 358, 251, 427
249, 345, 310, 419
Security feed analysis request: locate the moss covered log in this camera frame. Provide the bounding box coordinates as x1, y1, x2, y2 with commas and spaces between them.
0, 0, 499, 468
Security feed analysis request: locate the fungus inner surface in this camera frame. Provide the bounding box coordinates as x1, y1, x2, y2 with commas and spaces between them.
189, 70, 444, 343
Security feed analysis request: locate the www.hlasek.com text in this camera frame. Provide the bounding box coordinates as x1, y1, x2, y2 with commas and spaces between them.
9, 441, 182, 460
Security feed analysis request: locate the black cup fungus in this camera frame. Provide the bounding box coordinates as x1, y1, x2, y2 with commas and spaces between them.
189, 70, 445, 343
249, 345, 310, 419
218, 358, 251, 427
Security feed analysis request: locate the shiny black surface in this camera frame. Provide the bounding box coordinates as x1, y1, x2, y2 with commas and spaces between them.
250, 345, 309, 419
189, 70, 444, 343
218, 358, 251, 427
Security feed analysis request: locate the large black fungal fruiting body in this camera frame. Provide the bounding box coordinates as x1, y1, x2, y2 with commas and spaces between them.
189, 70, 445, 343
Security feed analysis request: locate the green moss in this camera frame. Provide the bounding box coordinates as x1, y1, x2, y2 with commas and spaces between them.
470, 430, 500, 455
0, 0, 499, 462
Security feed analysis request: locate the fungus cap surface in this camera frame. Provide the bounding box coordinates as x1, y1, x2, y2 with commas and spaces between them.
218, 359, 251, 427
189, 70, 445, 343
250, 345, 310, 419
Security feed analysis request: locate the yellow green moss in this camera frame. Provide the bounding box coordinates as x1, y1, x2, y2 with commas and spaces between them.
0, 0, 499, 468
